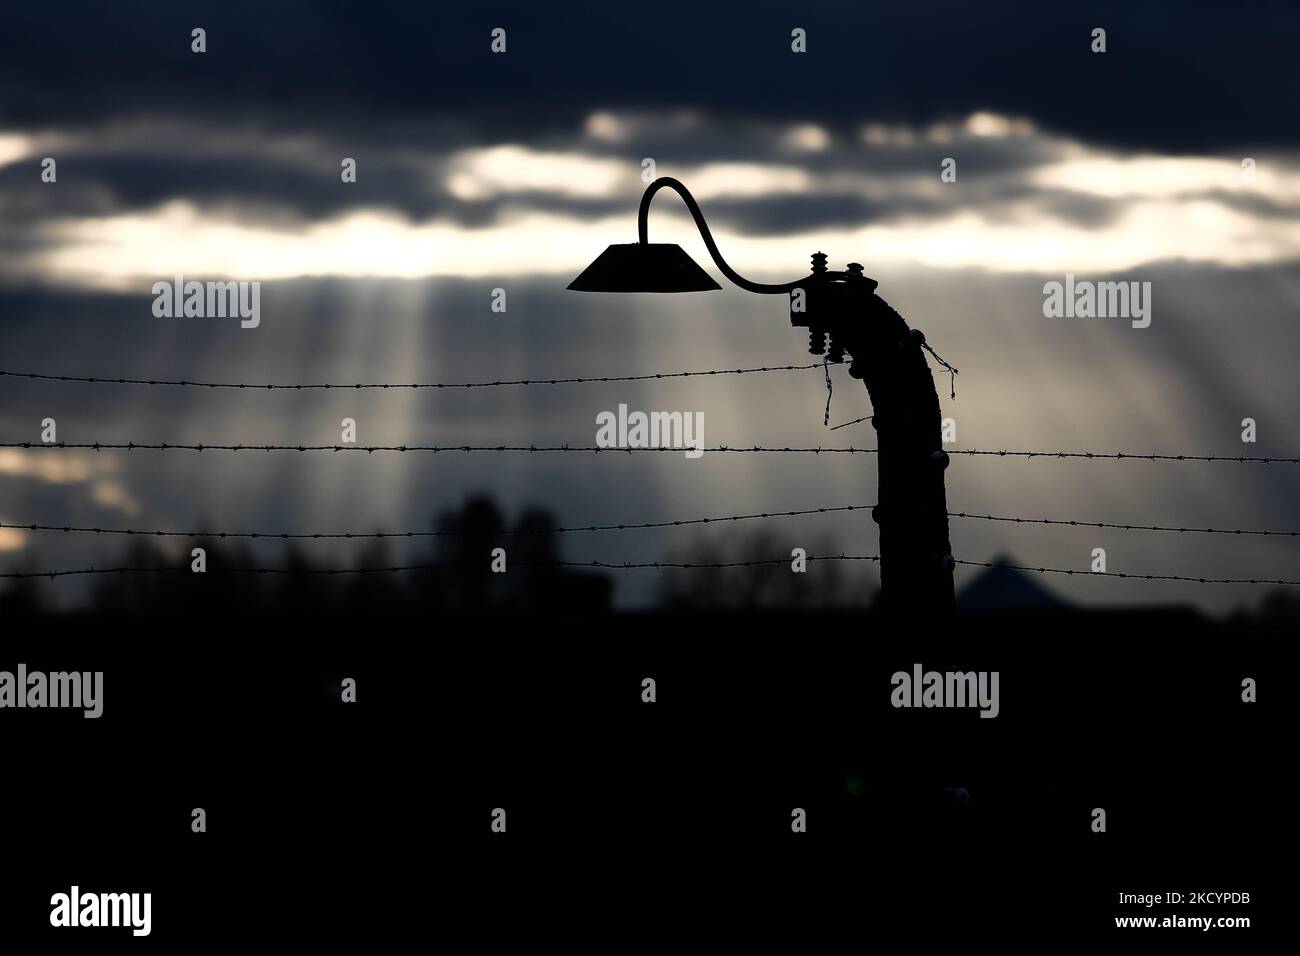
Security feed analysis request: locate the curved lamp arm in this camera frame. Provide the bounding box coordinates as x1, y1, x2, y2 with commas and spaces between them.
637, 177, 813, 295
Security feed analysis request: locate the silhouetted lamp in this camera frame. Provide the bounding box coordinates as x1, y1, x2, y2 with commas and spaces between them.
567, 242, 719, 293
568, 177, 813, 295
568, 176, 957, 614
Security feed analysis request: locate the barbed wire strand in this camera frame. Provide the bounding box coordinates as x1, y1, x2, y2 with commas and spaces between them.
921, 342, 959, 400
948, 449, 1299, 463
0, 362, 842, 391
3, 505, 1296, 541
0, 441, 877, 454
951, 558, 1298, 587
3, 441, 1298, 462
0, 505, 870, 540
949, 511, 1299, 537
823, 358, 834, 427
3, 556, 1296, 586
0, 556, 877, 579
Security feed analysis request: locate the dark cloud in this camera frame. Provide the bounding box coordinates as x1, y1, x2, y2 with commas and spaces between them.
703, 193, 944, 235
1, 0, 1296, 153
0, 114, 1129, 238
1027, 190, 1123, 230
702, 185, 1126, 236
1202, 188, 1300, 222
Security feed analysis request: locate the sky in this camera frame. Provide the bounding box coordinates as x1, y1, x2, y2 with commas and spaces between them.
1, 0, 1297, 612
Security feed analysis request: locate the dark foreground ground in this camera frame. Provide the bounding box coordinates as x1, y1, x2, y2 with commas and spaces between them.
0, 606, 1281, 945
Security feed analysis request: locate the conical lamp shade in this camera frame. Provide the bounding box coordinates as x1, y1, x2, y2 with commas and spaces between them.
568, 243, 721, 293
